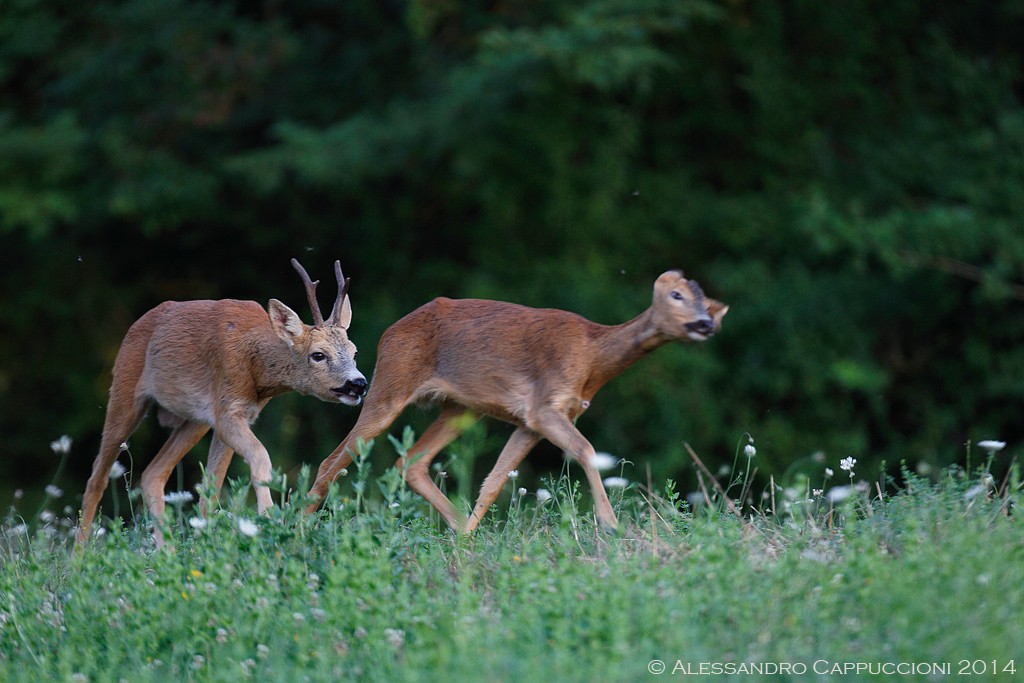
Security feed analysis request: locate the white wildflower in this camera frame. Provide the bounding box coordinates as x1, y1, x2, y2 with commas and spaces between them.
240, 658, 255, 676
384, 628, 405, 649
163, 491, 194, 506
256, 644, 270, 660
50, 435, 72, 455
188, 517, 207, 530
237, 518, 258, 537
964, 474, 994, 501
40, 510, 55, 523
517, 487, 527, 497
603, 476, 629, 489
591, 452, 619, 471
109, 461, 128, 479
507, 470, 519, 480
840, 457, 856, 473
119, 442, 130, 452
976, 440, 1006, 453
824, 468, 834, 478
827, 485, 855, 503
744, 444, 757, 458
45, 484, 63, 499
963, 484, 987, 501
536, 488, 552, 503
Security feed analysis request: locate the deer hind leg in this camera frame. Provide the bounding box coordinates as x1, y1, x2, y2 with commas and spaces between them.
398, 405, 479, 531
306, 392, 413, 511
77, 392, 151, 546
198, 436, 234, 516
465, 426, 541, 533
529, 410, 618, 530
138, 420, 210, 547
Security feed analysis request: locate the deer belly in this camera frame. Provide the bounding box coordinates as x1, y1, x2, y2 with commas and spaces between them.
141, 359, 217, 426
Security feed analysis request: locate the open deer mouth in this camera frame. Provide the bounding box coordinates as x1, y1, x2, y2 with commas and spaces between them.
685, 319, 715, 341
332, 378, 368, 402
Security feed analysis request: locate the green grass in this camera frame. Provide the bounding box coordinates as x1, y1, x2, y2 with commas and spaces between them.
1, 448, 1023, 682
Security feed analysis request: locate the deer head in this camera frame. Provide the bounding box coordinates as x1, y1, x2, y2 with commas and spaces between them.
651, 269, 729, 342
267, 259, 367, 405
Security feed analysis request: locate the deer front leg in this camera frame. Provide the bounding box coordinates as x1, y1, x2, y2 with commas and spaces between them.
214, 418, 275, 514
399, 406, 479, 531
529, 410, 618, 530
465, 426, 541, 533
306, 393, 412, 511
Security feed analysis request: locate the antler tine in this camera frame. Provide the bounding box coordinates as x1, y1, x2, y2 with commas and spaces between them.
291, 258, 325, 327
328, 260, 351, 327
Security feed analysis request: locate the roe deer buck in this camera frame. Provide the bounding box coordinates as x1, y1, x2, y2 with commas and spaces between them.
76, 259, 367, 546
305, 269, 727, 531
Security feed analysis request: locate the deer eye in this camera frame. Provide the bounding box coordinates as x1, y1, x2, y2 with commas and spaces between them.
310, 352, 328, 362
670, 291, 684, 301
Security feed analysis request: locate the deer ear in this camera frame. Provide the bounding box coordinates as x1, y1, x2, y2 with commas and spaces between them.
707, 299, 729, 329
654, 269, 684, 297
332, 294, 352, 330
267, 299, 306, 347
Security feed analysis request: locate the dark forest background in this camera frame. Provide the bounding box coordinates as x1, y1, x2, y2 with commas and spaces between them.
2, 0, 1023, 509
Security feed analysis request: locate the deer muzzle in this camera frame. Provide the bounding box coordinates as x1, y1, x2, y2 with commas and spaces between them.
685, 318, 715, 340
332, 377, 368, 403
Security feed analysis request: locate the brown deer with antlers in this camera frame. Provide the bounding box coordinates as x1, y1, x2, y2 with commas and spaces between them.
305, 269, 727, 531
77, 259, 367, 546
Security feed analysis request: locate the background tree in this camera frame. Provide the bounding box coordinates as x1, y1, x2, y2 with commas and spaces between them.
2, 0, 1022, 508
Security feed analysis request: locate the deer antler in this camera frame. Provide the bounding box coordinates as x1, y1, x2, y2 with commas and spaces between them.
327, 260, 351, 328
291, 258, 325, 327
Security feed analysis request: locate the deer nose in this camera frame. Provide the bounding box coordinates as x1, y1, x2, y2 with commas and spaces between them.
344, 377, 368, 397
685, 318, 714, 336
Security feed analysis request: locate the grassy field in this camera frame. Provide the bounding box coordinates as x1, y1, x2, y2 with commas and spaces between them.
1, 441, 1022, 682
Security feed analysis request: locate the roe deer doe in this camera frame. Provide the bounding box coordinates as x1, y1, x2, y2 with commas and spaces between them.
76, 259, 367, 546
305, 269, 727, 531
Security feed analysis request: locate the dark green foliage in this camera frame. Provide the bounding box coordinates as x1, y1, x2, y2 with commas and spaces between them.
2, 0, 1023, 504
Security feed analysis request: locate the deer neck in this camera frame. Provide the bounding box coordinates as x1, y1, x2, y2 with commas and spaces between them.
584, 307, 668, 396
250, 331, 300, 400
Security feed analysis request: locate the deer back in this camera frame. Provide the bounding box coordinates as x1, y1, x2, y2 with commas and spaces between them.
132, 295, 364, 426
